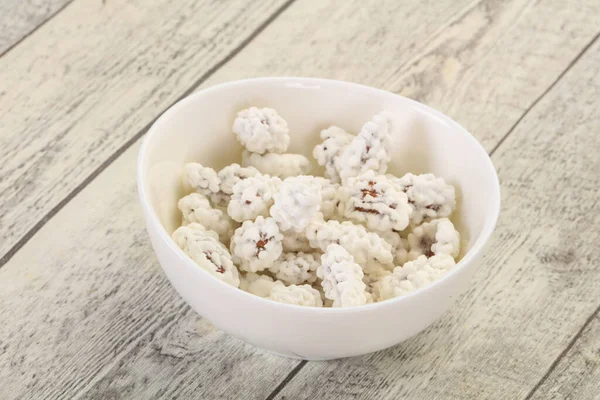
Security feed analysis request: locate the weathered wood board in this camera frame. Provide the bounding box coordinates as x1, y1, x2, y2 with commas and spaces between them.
0, 0, 291, 261
0, 0, 71, 55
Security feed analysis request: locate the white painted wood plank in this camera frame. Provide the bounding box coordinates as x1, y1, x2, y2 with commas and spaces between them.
0, 0, 71, 54
274, 34, 600, 400
0, 0, 290, 261
529, 310, 600, 400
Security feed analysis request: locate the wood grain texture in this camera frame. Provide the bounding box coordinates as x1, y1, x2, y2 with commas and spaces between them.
0, 0, 289, 261
0, 0, 71, 55
1, 1, 600, 399
0, 142, 299, 399
274, 35, 600, 400
529, 309, 600, 400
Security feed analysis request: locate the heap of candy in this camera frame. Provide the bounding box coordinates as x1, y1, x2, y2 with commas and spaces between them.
173, 107, 460, 307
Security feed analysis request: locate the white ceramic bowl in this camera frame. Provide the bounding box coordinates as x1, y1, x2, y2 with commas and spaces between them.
137, 77, 500, 360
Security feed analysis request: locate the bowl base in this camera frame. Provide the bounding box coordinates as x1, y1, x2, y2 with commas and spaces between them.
263, 348, 338, 361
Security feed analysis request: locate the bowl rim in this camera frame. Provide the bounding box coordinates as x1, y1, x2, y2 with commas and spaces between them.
137, 76, 501, 313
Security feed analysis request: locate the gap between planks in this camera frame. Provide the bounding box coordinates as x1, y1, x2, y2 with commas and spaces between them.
488, 30, 600, 156
0, 0, 75, 58
523, 303, 600, 400
0, 0, 297, 270
264, 361, 308, 400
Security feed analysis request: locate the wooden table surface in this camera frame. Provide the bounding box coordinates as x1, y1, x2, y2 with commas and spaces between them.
1, 0, 599, 398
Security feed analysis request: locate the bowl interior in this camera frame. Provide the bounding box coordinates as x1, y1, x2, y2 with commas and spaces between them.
140, 78, 499, 261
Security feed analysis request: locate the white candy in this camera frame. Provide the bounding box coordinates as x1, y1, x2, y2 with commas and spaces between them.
233, 107, 290, 154
336, 113, 392, 182
282, 230, 313, 253
318, 244, 369, 307
178, 193, 235, 244
313, 177, 341, 220
242, 150, 312, 179
200, 164, 260, 209
271, 176, 322, 232
305, 217, 393, 271
380, 230, 409, 267
269, 252, 321, 285
390, 173, 456, 225
373, 254, 455, 301
230, 216, 283, 272
240, 272, 284, 298
338, 171, 412, 233
313, 126, 354, 183
275, 176, 340, 220
362, 262, 392, 289
408, 218, 460, 260
218, 164, 260, 196
227, 175, 281, 223
184, 163, 220, 197
209, 192, 230, 210
268, 284, 323, 307
172, 223, 240, 287
172, 107, 462, 308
